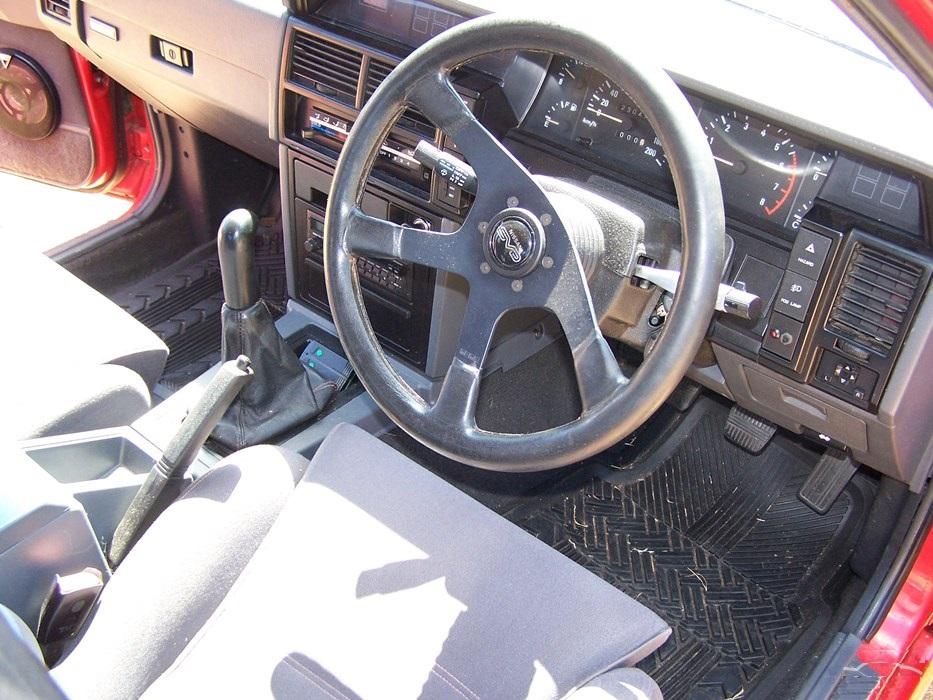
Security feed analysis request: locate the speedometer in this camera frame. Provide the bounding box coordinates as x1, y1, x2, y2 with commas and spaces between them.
580, 79, 667, 169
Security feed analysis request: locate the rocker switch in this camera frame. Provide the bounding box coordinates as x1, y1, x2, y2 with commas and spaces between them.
153, 37, 193, 72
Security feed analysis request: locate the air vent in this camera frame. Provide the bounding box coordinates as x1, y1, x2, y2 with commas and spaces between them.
43, 0, 70, 22
365, 58, 436, 138
827, 243, 923, 357
289, 31, 362, 107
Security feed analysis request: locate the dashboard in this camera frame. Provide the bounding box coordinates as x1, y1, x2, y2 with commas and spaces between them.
273, 0, 932, 490
27, 0, 933, 489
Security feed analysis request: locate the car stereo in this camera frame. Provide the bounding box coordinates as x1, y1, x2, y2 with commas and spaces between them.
290, 157, 437, 369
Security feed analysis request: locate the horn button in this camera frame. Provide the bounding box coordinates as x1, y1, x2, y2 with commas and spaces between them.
482, 208, 546, 278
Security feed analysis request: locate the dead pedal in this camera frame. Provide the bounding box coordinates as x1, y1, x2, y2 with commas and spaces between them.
724, 405, 776, 454
799, 447, 857, 515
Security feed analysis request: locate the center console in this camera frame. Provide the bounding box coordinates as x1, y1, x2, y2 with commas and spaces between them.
288, 155, 439, 369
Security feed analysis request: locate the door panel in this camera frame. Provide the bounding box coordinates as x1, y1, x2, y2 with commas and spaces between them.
0, 20, 96, 188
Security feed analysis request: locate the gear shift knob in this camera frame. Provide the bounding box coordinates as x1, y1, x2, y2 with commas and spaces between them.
217, 209, 259, 310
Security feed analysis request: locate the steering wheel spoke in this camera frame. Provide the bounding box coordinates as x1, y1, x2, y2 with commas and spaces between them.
429, 290, 504, 429
344, 207, 467, 275
409, 73, 539, 192
549, 270, 627, 412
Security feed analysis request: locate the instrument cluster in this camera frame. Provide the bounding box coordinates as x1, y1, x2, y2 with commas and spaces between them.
524, 57, 837, 233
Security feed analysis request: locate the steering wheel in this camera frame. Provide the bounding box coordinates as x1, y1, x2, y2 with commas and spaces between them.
324, 15, 724, 472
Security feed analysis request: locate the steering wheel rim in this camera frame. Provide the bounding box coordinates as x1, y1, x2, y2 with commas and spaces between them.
324, 15, 724, 472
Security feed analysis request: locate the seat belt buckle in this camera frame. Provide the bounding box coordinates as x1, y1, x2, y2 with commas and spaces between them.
37, 567, 104, 646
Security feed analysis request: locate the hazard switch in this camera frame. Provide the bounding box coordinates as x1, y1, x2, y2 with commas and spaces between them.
787, 230, 832, 281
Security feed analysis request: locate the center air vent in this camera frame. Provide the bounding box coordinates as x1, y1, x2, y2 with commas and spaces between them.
289, 31, 362, 107
826, 243, 923, 357
365, 58, 436, 138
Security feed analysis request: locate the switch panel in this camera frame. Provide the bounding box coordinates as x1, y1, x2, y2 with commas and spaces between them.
762, 313, 803, 360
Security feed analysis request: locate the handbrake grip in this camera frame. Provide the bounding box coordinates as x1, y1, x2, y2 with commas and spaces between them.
109, 356, 253, 566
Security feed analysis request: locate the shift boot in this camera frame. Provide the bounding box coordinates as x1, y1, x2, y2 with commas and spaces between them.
211, 301, 336, 449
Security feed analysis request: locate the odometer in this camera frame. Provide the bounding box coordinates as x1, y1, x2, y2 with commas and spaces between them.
581, 79, 667, 169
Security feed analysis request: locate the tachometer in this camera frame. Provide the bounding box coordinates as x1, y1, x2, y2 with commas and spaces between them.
702, 109, 802, 220
701, 106, 836, 230
580, 79, 667, 168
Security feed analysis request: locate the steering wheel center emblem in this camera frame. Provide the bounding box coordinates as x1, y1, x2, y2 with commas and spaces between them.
482, 208, 546, 278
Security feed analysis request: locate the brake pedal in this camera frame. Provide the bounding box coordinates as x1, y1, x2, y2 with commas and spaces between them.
799, 448, 857, 515
724, 405, 776, 454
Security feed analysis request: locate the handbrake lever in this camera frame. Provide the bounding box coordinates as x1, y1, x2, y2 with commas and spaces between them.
634, 264, 762, 321
109, 356, 254, 566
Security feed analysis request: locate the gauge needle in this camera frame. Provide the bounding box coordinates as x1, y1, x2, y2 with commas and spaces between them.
586, 106, 625, 125
713, 155, 735, 167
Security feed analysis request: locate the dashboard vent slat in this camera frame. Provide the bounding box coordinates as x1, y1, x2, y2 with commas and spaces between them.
42, 0, 70, 21
288, 31, 362, 107
364, 58, 436, 138
827, 243, 923, 357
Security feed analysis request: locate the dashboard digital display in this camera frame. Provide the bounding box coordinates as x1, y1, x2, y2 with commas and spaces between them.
318, 0, 464, 48
818, 155, 923, 237
524, 56, 837, 233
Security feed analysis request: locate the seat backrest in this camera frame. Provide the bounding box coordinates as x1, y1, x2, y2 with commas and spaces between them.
0, 605, 66, 700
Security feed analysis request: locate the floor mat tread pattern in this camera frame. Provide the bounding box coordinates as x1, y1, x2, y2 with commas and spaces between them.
508, 406, 866, 700
113, 220, 288, 392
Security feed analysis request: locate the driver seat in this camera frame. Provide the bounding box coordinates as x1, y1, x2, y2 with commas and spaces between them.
43, 424, 668, 699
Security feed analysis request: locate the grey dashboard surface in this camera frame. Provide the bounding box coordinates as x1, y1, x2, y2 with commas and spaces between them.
31, 0, 287, 165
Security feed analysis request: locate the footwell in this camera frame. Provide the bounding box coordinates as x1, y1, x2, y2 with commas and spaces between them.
504, 400, 872, 699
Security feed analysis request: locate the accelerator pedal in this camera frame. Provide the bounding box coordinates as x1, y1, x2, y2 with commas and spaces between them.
799, 447, 858, 515
724, 405, 777, 454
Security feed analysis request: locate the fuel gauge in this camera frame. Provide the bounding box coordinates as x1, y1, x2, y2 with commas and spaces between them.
541, 98, 580, 139
536, 57, 587, 140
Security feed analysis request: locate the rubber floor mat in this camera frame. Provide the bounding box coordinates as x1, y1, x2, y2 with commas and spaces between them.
113, 214, 288, 394
505, 400, 871, 700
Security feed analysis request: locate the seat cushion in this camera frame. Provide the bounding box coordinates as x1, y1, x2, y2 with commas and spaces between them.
569, 668, 663, 700
133, 424, 669, 699
2, 246, 167, 439
51, 445, 310, 700
4, 247, 168, 388
10, 364, 151, 440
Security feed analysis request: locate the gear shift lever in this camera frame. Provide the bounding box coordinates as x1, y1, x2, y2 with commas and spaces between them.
211, 209, 336, 449
217, 209, 259, 309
